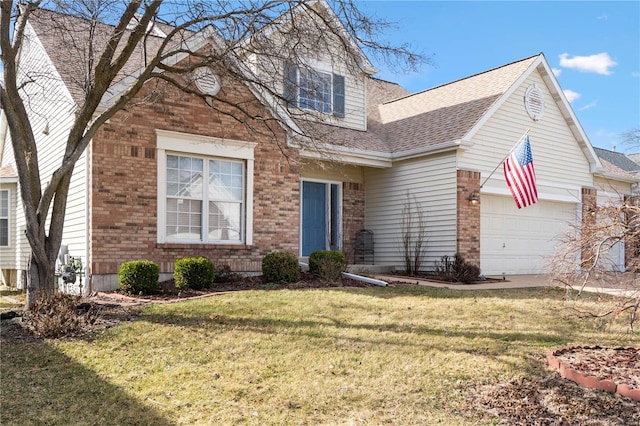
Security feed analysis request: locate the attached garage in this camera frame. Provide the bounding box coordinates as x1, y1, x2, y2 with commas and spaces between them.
480, 195, 578, 275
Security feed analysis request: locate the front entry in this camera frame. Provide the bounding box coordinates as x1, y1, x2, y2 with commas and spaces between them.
301, 181, 341, 256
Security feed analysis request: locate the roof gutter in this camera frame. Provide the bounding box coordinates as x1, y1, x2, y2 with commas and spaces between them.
297, 138, 472, 167
594, 170, 640, 184
390, 139, 473, 162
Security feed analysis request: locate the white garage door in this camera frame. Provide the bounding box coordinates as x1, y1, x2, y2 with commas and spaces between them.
480, 195, 577, 276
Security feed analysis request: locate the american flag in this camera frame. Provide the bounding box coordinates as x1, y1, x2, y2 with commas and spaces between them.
503, 136, 538, 209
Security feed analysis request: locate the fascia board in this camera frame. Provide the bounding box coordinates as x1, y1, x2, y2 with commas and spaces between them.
297, 138, 471, 167
595, 171, 640, 184
536, 58, 603, 173
390, 139, 472, 161
296, 141, 392, 168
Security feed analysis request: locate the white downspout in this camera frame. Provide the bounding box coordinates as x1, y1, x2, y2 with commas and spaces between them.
299, 262, 388, 287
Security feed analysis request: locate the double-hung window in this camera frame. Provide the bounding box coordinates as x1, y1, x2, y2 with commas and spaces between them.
284, 61, 345, 117
0, 190, 8, 247
165, 155, 244, 243
157, 130, 256, 245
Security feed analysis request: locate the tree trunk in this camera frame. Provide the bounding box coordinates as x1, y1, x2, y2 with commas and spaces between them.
25, 252, 57, 310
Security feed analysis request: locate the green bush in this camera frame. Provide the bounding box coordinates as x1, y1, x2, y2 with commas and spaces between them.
309, 250, 347, 282
262, 251, 300, 283
174, 257, 215, 290
118, 260, 159, 295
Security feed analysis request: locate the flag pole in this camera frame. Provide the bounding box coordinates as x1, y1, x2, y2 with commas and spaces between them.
479, 129, 530, 188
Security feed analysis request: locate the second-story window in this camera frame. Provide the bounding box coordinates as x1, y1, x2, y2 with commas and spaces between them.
284, 61, 345, 118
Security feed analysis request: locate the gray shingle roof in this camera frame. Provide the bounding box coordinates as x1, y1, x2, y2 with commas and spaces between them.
376, 55, 539, 154
0, 164, 17, 178
594, 147, 640, 173
28, 8, 186, 106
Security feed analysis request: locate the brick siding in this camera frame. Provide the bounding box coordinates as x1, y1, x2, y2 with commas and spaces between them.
456, 169, 481, 266
342, 182, 365, 264
90, 72, 300, 279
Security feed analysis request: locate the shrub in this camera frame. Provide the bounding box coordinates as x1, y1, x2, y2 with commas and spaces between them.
174, 257, 215, 290
434, 253, 480, 284
118, 260, 159, 295
309, 250, 347, 282
262, 251, 300, 283
24, 293, 97, 338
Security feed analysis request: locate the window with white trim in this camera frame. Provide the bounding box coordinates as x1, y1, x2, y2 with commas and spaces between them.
165, 155, 244, 243
284, 61, 345, 117
156, 130, 256, 245
0, 190, 8, 247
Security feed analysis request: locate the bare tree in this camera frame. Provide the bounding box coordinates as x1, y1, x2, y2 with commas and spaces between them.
552, 196, 639, 331
621, 127, 640, 150
400, 192, 427, 275
0, 0, 424, 308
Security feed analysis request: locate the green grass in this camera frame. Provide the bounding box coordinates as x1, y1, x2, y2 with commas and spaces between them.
1, 286, 637, 425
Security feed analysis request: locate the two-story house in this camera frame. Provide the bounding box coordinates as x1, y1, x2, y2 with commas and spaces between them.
1, 1, 637, 292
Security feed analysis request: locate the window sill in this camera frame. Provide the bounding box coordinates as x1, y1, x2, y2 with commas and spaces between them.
157, 243, 251, 250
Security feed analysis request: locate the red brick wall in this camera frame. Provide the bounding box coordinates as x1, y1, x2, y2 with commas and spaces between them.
456, 170, 481, 266
90, 73, 300, 276
342, 182, 365, 264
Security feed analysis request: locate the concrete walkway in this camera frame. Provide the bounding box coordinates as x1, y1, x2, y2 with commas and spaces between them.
374, 274, 639, 298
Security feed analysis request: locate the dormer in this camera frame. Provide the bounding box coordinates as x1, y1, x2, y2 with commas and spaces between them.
241, 1, 376, 132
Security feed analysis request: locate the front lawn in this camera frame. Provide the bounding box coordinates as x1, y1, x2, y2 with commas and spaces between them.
1, 286, 638, 425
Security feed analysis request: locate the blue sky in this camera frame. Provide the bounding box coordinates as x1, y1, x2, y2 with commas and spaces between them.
358, 1, 640, 152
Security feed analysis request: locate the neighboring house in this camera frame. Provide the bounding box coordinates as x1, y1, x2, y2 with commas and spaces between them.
594, 148, 640, 196
1, 2, 638, 292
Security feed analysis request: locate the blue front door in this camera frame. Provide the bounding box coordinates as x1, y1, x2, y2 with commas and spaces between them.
302, 182, 326, 256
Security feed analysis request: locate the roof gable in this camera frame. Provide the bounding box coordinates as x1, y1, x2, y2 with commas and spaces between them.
376, 55, 538, 156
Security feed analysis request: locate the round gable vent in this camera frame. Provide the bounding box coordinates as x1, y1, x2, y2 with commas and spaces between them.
524, 83, 545, 121
194, 68, 221, 96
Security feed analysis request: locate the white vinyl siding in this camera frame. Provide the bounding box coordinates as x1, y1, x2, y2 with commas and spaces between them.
1, 23, 88, 275
459, 71, 594, 200
364, 153, 458, 268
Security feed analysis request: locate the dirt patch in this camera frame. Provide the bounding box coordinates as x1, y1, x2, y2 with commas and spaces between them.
469, 372, 640, 425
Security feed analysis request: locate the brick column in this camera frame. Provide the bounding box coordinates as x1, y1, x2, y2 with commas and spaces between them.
581, 187, 597, 268
456, 170, 481, 266
342, 182, 365, 264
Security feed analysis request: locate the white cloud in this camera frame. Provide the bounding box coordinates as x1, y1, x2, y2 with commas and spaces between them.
563, 89, 581, 103
579, 101, 598, 111
552, 68, 562, 77
597, 14, 608, 21
558, 52, 617, 75
632, 71, 640, 78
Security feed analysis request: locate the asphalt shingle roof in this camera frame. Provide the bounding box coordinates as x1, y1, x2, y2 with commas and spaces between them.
376, 55, 539, 154
27, 8, 544, 159
594, 147, 640, 173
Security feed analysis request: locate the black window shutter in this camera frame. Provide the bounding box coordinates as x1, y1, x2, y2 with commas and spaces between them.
333, 74, 345, 118
283, 60, 298, 108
